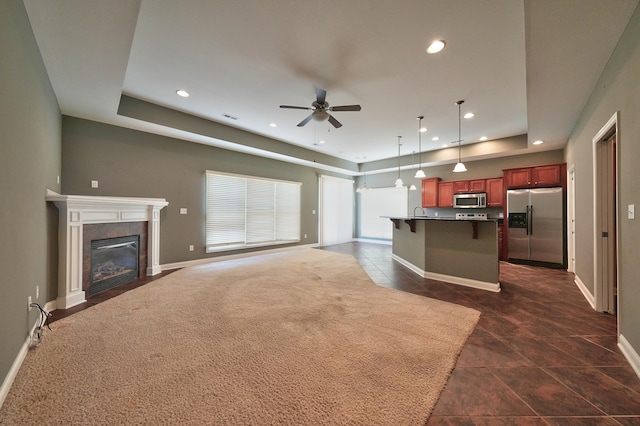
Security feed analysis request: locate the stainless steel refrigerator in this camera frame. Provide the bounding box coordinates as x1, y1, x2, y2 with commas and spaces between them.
507, 187, 565, 267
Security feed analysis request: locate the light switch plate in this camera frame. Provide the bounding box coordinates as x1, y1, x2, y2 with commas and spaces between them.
180, 208, 188, 215
629, 204, 635, 220
91, 180, 98, 188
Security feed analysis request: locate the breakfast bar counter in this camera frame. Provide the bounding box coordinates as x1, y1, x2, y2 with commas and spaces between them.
386, 216, 501, 292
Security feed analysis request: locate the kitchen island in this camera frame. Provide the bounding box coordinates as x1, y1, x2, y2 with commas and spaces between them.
386, 216, 501, 292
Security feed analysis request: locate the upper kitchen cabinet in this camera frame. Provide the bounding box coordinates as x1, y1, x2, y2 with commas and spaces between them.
421, 177, 440, 208
438, 182, 454, 207
504, 164, 566, 189
452, 179, 486, 193
486, 177, 504, 207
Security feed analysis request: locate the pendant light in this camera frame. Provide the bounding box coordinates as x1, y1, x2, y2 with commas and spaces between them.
414, 116, 426, 178
409, 151, 417, 191
453, 100, 467, 173
395, 136, 404, 188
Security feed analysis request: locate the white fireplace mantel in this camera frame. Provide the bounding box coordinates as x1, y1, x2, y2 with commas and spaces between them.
46, 190, 169, 309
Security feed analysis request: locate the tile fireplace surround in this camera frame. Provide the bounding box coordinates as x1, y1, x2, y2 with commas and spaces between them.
46, 190, 169, 309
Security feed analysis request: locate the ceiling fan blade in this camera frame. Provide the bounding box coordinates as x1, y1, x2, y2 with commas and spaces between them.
329, 105, 361, 112
315, 88, 327, 105
297, 114, 314, 127
327, 114, 343, 128
280, 105, 312, 110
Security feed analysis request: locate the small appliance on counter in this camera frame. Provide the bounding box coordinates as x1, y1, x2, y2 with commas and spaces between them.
455, 213, 488, 220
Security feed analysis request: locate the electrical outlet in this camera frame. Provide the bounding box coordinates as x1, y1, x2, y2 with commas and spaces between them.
180, 208, 188, 215
91, 180, 99, 188
304, 234, 307, 239
629, 204, 635, 220
28, 296, 32, 311
189, 245, 194, 251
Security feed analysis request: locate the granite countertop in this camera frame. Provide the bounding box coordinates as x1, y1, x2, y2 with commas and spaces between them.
384, 216, 500, 222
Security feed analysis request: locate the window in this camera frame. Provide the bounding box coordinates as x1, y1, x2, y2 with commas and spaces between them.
205, 171, 301, 252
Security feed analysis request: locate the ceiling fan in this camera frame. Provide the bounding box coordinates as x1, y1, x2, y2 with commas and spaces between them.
280, 88, 361, 128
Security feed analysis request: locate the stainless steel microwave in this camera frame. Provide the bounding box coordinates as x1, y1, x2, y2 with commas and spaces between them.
453, 192, 487, 209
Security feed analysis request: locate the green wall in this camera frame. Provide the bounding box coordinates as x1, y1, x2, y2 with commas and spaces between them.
62, 117, 348, 264
0, 0, 61, 394
565, 4, 640, 352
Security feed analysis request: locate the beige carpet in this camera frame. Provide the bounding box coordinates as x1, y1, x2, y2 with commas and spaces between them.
0, 248, 479, 425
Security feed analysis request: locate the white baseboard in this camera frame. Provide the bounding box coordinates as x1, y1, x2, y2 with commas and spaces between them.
619, 334, 640, 380
0, 300, 56, 409
355, 238, 392, 245
391, 254, 501, 293
161, 243, 319, 271
574, 274, 595, 310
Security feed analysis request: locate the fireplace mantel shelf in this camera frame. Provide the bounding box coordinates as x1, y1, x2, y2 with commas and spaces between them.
46, 190, 169, 309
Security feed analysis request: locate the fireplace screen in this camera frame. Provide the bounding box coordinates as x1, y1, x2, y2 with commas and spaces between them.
89, 235, 139, 296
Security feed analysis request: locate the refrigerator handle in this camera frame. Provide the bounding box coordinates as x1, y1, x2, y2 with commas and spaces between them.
527, 205, 533, 235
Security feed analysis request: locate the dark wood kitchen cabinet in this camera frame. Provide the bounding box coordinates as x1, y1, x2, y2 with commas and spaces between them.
504, 164, 565, 189
486, 177, 504, 207
421, 177, 440, 208
452, 179, 486, 193
438, 182, 454, 207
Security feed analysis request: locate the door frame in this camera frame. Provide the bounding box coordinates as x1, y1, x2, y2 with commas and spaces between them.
592, 111, 619, 314
567, 164, 576, 273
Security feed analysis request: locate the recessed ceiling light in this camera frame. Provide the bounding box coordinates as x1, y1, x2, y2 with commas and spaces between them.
176, 90, 190, 98
318, 140, 326, 144
533, 140, 544, 145
426, 40, 446, 54
432, 136, 439, 141
464, 112, 475, 119
269, 123, 277, 128
441, 144, 448, 148
479, 136, 488, 141
420, 127, 427, 133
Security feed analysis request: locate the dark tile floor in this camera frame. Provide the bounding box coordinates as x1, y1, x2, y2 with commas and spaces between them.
50, 242, 640, 424
321, 241, 640, 425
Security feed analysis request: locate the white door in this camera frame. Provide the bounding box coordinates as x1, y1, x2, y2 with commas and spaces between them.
318, 175, 354, 247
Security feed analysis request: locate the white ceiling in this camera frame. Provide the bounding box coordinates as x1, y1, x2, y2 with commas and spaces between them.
24, 0, 638, 172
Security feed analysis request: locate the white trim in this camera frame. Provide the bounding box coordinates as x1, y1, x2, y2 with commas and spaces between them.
161, 243, 318, 271
567, 164, 576, 273
574, 274, 595, 310
619, 334, 640, 380
392, 254, 501, 292
0, 301, 56, 409
355, 238, 392, 245
46, 190, 169, 308
592, 111, 619, 313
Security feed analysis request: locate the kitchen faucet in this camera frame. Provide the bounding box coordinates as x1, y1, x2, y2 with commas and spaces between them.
413, 206, 425, 217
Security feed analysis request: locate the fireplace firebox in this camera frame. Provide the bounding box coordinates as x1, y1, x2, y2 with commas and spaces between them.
89, 235, 139, 296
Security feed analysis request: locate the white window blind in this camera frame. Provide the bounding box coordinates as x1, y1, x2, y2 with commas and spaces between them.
205, 171, 301, 252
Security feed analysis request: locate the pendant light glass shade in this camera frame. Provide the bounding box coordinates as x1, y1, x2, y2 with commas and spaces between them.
395, 136, 404, 187
453, 162, 467, 172
414, 116, 426, 178
453, 100, 467, 173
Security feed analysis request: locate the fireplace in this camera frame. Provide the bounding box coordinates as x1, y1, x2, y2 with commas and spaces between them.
46, 191, 169, 309
89, 235, 139, 296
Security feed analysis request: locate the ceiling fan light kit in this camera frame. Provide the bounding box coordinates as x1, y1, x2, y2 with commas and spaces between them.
280, 88, 361, 129
453, 100, 467, 173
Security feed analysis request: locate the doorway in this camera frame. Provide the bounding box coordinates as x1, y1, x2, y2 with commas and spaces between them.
568, 165, 576, 273
318, 175, 354, 247
593, 112, 619, 315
